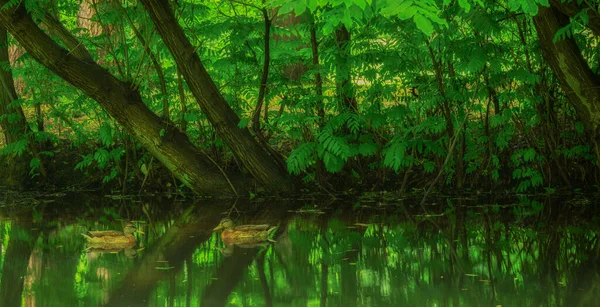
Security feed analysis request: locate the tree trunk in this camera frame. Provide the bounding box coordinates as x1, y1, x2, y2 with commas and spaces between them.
41, 13, 94, 62
533, 5, 600, 162
0, 1, 244, 197
0, 26, 31, 187
0, 28, 28, 144
139, 0, 293, 193
549, 0, 600, 36
310, 19, 325, 127
335, 25, 357, 113
0, 225, 40, 305
252, 8, 271, 135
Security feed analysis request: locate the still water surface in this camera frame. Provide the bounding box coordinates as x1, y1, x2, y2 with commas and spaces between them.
0, 193, 598, 306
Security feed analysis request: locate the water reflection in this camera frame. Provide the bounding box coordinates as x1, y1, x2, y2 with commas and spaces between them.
0, 195, 598, 306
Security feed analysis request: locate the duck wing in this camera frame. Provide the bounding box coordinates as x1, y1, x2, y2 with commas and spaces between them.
233, 224, 271, 231
87, 230, 124, 237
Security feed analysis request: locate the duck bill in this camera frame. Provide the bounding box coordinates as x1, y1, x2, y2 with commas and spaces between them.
136, 230, 145, 235
213, 225, 224, 231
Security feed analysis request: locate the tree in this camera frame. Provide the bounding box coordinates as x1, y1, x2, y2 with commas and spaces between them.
139, 0, 293, 193
0, 26, 32, 187
0, 1, 248, 197
533, 4, 600, 163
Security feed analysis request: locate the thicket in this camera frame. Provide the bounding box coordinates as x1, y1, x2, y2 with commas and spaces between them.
0, 0, 599, 195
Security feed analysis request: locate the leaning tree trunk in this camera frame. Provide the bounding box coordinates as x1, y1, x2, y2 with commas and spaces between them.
533, 5, 600, 163
549, 0, 600, 36
139, 0, 293, 193
0, 26, 31, 188
0, 1, 246, 197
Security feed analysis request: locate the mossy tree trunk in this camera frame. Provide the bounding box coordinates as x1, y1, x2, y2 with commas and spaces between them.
0, 1, 245, 197
533, 5, 600, 163
0, 26, 31, 188
139, 0, 293, 193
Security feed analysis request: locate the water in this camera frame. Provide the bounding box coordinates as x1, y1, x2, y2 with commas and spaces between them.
0, 193, 598, 306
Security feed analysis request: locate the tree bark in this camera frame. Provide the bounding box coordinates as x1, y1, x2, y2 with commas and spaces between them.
533, 5, 600, 161
41, 13, 94, 62
252, 8, 271, 135
335, 25, 357, 113
0, 27, 28, 144
0, 1, 243, 197
0, 25, 31, 187
310, 19, 325, 127
549, 0, 600, 36
139, 0, 293, 193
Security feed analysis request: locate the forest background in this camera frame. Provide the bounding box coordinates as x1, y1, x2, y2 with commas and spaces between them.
0, 0, 599, 198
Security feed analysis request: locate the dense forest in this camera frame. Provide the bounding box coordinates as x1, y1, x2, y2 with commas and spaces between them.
0, 0, 599, 197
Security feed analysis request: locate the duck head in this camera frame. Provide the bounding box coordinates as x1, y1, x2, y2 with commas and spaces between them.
213, 218, 234, 231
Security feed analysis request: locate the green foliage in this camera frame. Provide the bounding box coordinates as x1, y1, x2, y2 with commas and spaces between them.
0, 0, 596, 193
287, 142, 316, 175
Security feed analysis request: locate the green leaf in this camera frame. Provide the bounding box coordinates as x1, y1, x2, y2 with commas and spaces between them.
354, 0, 367, 10
358, 143, 378, 156
507, 0, 521, 11
521, 0, 538, 15
287, 142, 316, 175
458, 0, 471, 13
279, 1, 296, 15
523, 148, 536, 162
99, 123, 113, 147
413, 13, 434, 35
238, 117, 250, 128
537, 0, 549, 6
380, 0, 412, 17
294, 1, 307, 15
396, 4, 418, 20
424, 161, 435, 173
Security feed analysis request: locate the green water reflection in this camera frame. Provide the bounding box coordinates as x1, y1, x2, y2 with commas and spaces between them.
0, 195, 598, 306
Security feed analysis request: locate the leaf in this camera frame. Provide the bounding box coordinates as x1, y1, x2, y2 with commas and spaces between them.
458, 0, 471, 13
29, 157, 40, 169
358, 142, 378, 156
413, 13, 434, 36
238, 117, 250, 128
537, 0, 549, 6
354, 0, 367, 10
323, 151, 344, 173
380, 0, 413, 17
523, 148, 536, 162
294, 1, 307, 15
396, 4, 418, 20
287, 142, 316, 175
507, 0, 521, 11
423, 161, 435, 173
99, 123, 113, 147
384, 140, 407, 172
521, 0, 538, 15
467, 48, 486, 72
278, 1, 296, 15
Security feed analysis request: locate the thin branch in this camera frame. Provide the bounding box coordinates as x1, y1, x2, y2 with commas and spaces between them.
229, 0, 263, 11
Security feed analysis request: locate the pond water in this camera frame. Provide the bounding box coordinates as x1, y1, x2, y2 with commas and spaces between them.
0, 193, 598, 306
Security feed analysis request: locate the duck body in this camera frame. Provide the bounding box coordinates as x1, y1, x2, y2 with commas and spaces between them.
82, 222, 142, 245
214, 218, 276, 245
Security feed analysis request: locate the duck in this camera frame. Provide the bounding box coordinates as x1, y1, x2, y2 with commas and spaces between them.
82, 221, 143, 245
213, 218, 276, 245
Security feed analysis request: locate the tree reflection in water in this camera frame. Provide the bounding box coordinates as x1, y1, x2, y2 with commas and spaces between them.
0, 195, 598, 306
